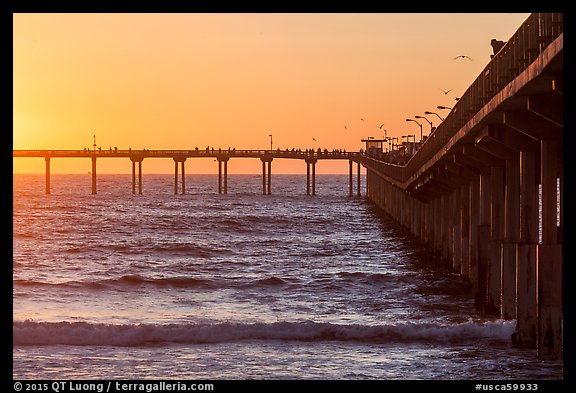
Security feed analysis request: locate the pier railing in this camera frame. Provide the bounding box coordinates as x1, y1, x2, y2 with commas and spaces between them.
13, 149, 362, 160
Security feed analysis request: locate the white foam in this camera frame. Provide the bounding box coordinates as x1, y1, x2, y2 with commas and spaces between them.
13, 319, 516, 346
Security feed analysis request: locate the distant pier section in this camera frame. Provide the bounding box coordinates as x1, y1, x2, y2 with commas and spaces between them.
13, 148, 363, 196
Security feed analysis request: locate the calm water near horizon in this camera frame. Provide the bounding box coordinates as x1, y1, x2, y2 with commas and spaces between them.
13, 174, 563, 379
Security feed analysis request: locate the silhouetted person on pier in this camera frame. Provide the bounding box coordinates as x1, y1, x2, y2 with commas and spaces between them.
490, 39, 506, 58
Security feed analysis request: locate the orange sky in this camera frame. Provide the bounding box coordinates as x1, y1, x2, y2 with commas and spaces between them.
13, 13, 530, 174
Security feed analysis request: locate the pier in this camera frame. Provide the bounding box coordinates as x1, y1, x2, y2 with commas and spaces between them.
13, 149, 363, 196
361, 13, 562, 359
12, 13, 562, 360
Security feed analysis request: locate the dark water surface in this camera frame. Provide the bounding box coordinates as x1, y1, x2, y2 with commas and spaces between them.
13, 174, 563, 379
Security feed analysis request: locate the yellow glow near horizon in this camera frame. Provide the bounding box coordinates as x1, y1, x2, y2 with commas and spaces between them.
13, 13, 530, 174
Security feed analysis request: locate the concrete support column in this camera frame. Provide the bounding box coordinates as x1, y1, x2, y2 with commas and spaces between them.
405, 193, 411, 231
461, 184, 470, 277
447, 192, 454, 265
515, 150, 538, 347
218, 156, 229, 194
415, 199, 421, 239
174, 161, 179, 195
452, 187, 462, 273
91, 156, 97, 195
224, 159, 228, 194
305, 158, 317, 196
357, 162, 361, 196
307, 162, 311, 196
312, 161, 316, 196
349, 160, 353, 197
441, 194, 450, 264
181, 161, 186, 194
410, 196, 416, 234
434, 197, 442, 261
174, 158, 187, 194
469, 179, 480, 293
138, 161, 142, 195
401, 193, 407, 231
219, 160, 223, 194
261, 160, 266, 195
538, 140, 562, 359
132, 160, 136, 195
45, 157, 51, 195
476, 172, 492, 311
502, 156, 520, 320
487, 166, 504, 316
267, 161, 272, 195
420, 200, 427, 244
260, 157, 272, 195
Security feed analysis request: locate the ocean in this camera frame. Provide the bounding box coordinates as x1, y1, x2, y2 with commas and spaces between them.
12, 174, 563, 380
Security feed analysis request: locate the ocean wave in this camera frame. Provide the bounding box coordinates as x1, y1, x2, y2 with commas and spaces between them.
13, 319, 516, 346
13, 275, 291, 291
13, 276, 216, 290
106, 243, 233, 258
337, 271, 392, 283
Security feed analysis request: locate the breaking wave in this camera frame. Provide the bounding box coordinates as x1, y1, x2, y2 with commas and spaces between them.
14, 319, 516, 346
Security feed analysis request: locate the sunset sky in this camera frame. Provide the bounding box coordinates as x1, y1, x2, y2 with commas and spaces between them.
13, 13, 530, 174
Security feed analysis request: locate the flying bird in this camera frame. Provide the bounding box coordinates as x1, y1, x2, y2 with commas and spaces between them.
344, 125, 347, 130
360, 118, 365, 122
379, 123, 385, 129
453, 55, 473, 61
312, 138, 317, 141
439, 88, 453, 95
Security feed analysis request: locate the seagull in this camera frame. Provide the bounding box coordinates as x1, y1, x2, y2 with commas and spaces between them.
453, 55, 473, 61
379, 123, 385, 129
344, 125, 347, 130
439, 88, 453, 95
312, 138, 317, 141
360, 118, 365, 122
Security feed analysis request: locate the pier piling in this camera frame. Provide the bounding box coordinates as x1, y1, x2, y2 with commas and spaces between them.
260, 157, 272, 195
91, 157, 97, 195
130, 156, 143, 194
305, 158, 317, 196
45, 157, 51, 195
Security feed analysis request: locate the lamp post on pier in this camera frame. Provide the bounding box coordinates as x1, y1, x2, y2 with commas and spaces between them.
425, 111, 444, 122
415, 115, 433, 136
405, 118, 423, 142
